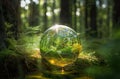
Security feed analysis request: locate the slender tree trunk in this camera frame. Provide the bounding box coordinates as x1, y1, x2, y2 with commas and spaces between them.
43, 0, 48, 31
89, 0, 97, 38
78, 0, 81, 32
98, 0, 103, 38
113, 0, 120, 29
85, 0, 97, 38
106, 0, 111, 38
73, 0, 77, 31
79, 1, 84, 34
0, 0, 6, 49
28, 0, 40, 26
107, 1, 110, 30
85, 0, 89, 37
52, 0, 56, 24
60, 0, 72, 27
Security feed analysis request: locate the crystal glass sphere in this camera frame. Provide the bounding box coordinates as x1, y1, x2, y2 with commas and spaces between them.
40, 25, 82, 67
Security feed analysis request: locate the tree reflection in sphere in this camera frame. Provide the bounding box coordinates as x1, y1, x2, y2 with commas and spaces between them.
40, 25, 82, 73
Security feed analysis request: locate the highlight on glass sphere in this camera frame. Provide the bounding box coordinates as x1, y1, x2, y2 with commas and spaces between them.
40, 24, 82, 68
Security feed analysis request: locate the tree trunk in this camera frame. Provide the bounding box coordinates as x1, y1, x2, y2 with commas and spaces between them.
60, 0, 72, 27
113, 0, 120, 29
2, 0, 21, 39
52, 0, 56, 24
43, 0, 48, 31
106, 0, 111, 38
97, 0, 103, 38
89, 0, 97, 38
73, 0, 77, 31
28, 0, 40, 26
0, 0, 6, 49
84, 0, 89, 37
0, 0, 21, 50
85, 0, 97, 38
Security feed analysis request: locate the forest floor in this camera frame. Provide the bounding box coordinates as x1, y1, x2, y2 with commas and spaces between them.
0, 27, 108, 79
24, 50, 101, 79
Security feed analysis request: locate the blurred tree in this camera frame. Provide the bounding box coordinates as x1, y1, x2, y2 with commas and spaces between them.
3, 0, 21, 39
0, 0, 6, 50
84, 0, 90, 38
90, 0, 97, 38
85, 0, 89, 33
60, 0, 72, 27
73, 0, 77, 31
113, 0, 120, 29
97, 0, 112, 39
52, 0, 56, 24
28, 0, 40, 26
79, 0, 85, 34
43, 0, 48, 31
97, 0, 103, 38
106, 0, 112, 38
85, 0, 97, 38
0, 0, 21, 50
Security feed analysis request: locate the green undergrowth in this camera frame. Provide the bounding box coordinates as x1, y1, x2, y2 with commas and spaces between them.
0, 27, 41, 79
1, 27, 117, 79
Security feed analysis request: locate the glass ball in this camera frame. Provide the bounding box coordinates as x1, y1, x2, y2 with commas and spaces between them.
40, 25, 82, 67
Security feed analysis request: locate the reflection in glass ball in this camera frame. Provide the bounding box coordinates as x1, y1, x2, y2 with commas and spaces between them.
40, 25, 82, 67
